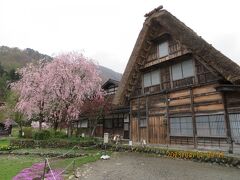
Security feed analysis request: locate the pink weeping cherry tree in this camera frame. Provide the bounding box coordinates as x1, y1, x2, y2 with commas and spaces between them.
12, 52, 103, 134
43, 53, 103, 135
12, 61, 50, 130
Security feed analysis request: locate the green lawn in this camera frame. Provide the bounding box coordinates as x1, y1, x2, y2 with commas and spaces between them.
0, 148, 105, 179
0, 138, 10, 146
0, 155, 42, 179
48, 154, 102, 176
0, 127, 19, 146
0, 128, 104, 179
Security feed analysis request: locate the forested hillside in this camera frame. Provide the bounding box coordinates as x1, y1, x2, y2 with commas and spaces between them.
0, 46, 52, 70
0, 46, 122, 101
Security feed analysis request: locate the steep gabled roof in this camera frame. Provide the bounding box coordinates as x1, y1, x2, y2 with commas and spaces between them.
113, 6, 240, 105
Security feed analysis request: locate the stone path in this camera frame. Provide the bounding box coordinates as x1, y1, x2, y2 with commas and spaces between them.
73, 152, 240, 180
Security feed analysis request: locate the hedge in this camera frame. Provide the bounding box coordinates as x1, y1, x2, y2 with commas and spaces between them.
10, 139, 97, 148
33, 130, 51, 140
98, 144, 240, 168
0, 145, 19, 151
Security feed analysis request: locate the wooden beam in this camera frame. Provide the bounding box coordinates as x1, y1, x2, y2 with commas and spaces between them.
134, 67, 140, 73
146, 40, 152, 45
129, 80, 135, 86
137, 62, 145, 68
127, 87, 133, 92
137, 96, 140, 142
143, 45, 151, 52
132, 74, 138, 79
193, 55, 219, 77
140, 55, 147, 59
146, 96, 149, 143
190, 88, 197, 149
166, 93, 170, 144
222, 92, 233, 153
149, 32, 155, 38
137, 61, 144, 66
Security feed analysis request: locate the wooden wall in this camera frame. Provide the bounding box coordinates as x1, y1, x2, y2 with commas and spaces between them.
130, 83, 228, 147
225, 92, 240, 113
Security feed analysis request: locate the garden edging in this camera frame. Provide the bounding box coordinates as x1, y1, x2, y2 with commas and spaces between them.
99, 144, 240, 168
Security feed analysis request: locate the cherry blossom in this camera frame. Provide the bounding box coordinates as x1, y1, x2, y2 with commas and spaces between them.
12, 52, 103, 132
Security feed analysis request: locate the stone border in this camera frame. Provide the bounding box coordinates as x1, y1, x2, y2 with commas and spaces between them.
99, 144, 240, 168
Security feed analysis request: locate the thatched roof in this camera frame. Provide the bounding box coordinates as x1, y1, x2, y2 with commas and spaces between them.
113, 6, 240, 105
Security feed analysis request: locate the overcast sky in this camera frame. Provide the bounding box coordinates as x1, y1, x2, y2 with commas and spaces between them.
0, 0, 240, 73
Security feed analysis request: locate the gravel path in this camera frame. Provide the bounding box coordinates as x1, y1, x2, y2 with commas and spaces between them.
74, 152, 240, 180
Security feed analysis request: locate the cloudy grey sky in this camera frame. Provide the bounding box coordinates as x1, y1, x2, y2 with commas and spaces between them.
0, 0, 240, 73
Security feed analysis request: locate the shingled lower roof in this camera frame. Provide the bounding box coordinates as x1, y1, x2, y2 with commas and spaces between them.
113, 8, 240, 105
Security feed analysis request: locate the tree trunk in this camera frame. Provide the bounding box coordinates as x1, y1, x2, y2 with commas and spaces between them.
67, 122, 71, 137
91, 118, 99, 137
19, 121, 22, 132
53, 122, 58, 132
39, 120, 42, 131
91, 126, 97, 137
19, 121, 23, 137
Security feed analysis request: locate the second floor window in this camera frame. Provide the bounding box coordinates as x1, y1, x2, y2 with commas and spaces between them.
143, 70, 160, 87
158, 41, 169, 58
172, 59, 194, 81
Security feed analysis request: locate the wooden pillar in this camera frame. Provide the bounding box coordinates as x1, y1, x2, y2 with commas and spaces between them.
146, 96, 149, 143
165, 93, 170, 144
137, 96, 140, 142
222, 92, 233, 153
128, 112, 131, 141
190, 88, 197, 148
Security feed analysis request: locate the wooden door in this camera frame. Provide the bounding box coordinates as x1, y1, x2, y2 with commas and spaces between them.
148, 116, 167, 144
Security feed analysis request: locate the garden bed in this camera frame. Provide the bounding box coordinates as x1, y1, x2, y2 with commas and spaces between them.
99, 144, 240, 168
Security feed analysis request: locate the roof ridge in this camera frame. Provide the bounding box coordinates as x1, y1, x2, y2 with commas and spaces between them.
144, 5, 163, 18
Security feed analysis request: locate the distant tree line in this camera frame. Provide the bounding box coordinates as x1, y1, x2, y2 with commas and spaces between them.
0, 63, 20, 101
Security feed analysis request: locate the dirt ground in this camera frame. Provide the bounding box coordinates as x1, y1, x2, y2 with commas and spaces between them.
74, 152, 240, 180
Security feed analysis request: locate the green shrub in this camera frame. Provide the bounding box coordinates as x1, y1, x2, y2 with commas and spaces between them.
52, 131, 67, 139
10, 138, 98, 148
22, 127, 33, 138
33, 130, 51, 140
0, 145, 19, 151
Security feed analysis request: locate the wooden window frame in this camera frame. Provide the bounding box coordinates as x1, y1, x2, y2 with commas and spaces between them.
196, 114, 226, 138
158, 41, 169, 58
170, 116, 193, 137
171, 59, 195, 88
139, 117, 147, 128
172, 59, 194, 81
143, 70, 161, 94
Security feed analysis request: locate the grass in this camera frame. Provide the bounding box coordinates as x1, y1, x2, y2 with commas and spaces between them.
0, 155, 42, 180
48, 153, 102, 176
0, 138, 10, 146
0, 127, 19, 147
0, 127, 104, 179
0, 148, 106, 180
